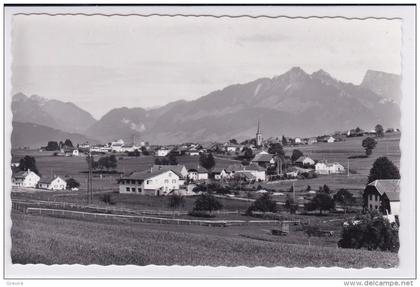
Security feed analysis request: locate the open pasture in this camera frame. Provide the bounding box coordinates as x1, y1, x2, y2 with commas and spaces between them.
11, 211, 398, 267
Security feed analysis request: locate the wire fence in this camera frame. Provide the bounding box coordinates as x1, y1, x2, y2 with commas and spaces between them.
23, 207, 281, 227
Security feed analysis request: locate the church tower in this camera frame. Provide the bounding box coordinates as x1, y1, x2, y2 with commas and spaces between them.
256, 120, 263, 147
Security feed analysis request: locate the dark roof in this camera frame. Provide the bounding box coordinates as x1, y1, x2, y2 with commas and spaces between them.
151, 164, 186, 177
367, 179, 400, 201
38, 177, 55, 184
12, 170, 28, 179
187, 167, 208, 173
252, 153, 274, 163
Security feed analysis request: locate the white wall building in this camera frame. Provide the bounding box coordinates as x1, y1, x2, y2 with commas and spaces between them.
156, 148, 170, 157
38, 176, 67, 190
12, 170, 40, 188
119, 169, 180, 196
315, 161, 345, 175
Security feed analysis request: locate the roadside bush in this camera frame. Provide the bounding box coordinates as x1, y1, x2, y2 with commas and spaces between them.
247, 193, 277, 215
188, 210, 216, 218
66, 178, 80, 190
338, 210, 399, 252
101, 193, 115, 205
193, 193, 223, 213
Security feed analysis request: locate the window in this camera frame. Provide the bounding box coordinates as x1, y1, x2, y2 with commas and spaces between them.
164, 179, 169, 183
169, 173, 172, 177
138, 188, 142, 192
131, 187, 135, 192
146, 180, 151, 184
172, 179, 176, 183
369, 194, 372, 200
126, 187, 130, 192
375, 194, 378, 201
375, 205, 378, 210
369, 204, 372, 209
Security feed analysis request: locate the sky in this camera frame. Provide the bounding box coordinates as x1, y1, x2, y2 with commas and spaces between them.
11, 15, 401, 119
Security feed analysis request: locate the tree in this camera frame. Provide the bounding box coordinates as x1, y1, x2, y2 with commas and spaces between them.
242, 147, 254, 161
318, 184, 331, 194
282, 135, 288, 146
333, 189, 356, 214
284, 194, 298, 214
64, 139, 74, 147
291, 149, 303, 163
97, 156, 108, 171
66, 178, 80, 190
141, 146, 149, 155
193, 193, 222, 213
229, 138, 238, 144
247, 193, 278, 214
362, 137, 377, 156
18, 155, 39, 175
375, 124, 384, 137
368, 157, 400, 183
268, 143, 285, 157
46, 141, 60, 151
168, 153, 178, 165
338, 210, 399, 252
305, 192, 335, 215
199, 152, 216, 174
168, 193, 185, 211
108, 155, 117, 170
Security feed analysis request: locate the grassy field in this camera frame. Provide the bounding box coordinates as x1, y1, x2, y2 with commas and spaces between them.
11, 211, 398, 267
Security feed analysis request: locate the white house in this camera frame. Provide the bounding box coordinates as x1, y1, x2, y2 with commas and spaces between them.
38, 176, 67, 190
156, 148, 170, 157
72, 149, 80, 156
110, 139, 125, 152
294, 137, 302, 144
315, 161, 345, 175
119, 169, 181, 196
295, 156, 315, 167
187, 167, 209, 181
211, 167, 230, 180
12, 170, 40, 188
327, 136, 336, 143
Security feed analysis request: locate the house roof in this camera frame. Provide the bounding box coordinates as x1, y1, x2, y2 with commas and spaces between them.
295, 156, 313, 163
252, 153, 274, 163
13, 170, 29, 179
151, 164, 186, 177
38, 176, 56, 184
187, 167, 208, 173
124, 169, 179, 181
227, 163, 266, 172
233, 171, 256, 180
367, 179, 400, 201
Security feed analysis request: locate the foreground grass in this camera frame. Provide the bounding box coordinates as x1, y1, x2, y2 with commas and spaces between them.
11, 212, 398, 267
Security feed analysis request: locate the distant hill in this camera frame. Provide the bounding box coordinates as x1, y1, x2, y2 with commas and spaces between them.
86, 67, 400, 144
361, 70, 401, 104
11, 121, 98, 149
12, 93, 97, 134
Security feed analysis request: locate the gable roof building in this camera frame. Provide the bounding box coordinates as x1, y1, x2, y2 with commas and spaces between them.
364, 179, 400, 215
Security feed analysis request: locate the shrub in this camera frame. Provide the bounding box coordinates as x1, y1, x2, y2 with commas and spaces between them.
188, 210, 216, 218
101, 193, 115, 205
193, 193, 222, 213
247, 193, 277, 215
66, 178, 80, 189
338, 211, 399, 252
304, 192, 335, 215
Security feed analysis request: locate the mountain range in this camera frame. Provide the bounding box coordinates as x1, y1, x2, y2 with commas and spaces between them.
11, 67, 401, 147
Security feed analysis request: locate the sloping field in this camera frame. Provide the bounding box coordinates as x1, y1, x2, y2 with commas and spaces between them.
11, 211, 398, 268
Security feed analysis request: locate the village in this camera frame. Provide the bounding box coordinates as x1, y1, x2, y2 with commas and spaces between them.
10, 120, 401, 266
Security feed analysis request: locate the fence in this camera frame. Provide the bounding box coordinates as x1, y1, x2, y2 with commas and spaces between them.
24, 207, 281, 227
11, 199, 240, 217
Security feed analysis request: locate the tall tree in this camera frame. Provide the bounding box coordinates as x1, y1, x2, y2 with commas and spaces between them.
375, 124, 384, 138
199, 152, 216, 174
333, 189, 356, 214
64, 139, 74, 147
268, 143, 285, 157
282, 136, 288, 146
247, 193, 277, 214
305, 192, 335, 215
229, 138, 238, 144
362, 137, 377, 156
46, 141, 60, 151
18, 155, 39, 175
368, 157, 400, 183
193, 193, 222, 213
291, 149, 304, 163
108, 155, 117, 170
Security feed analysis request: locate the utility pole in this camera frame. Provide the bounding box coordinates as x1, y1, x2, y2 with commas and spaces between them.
87, 151, 93, 204
347, 159, 350, 177
292, 182, 296, 202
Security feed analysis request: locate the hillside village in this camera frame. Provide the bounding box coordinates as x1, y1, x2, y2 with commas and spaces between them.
12, 121, 401, 221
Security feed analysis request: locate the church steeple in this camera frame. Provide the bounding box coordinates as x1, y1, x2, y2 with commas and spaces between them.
256, 120, 263, 147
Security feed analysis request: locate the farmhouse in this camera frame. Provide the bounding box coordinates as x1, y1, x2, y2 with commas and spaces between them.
119, 169, 180, 196
295, 156, 315, 167
225, 143, 241, 153
156, 148, 170, 157
315, 161, 345, 175
327, 136, 336, 143
12, 169, 40, 188
227, 163, 266, 181
211, 167, 230, 180
38, 176, 67, 190
251, 151, 275, 168
364, 179, 400, 215
187, 167, 209, 181
152, 164, 188, 178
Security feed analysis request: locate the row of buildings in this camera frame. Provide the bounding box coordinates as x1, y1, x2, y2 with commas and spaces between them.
12, 170, 68, 190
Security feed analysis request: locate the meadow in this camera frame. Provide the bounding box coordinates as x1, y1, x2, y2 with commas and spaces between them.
11, 211, 398, 267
